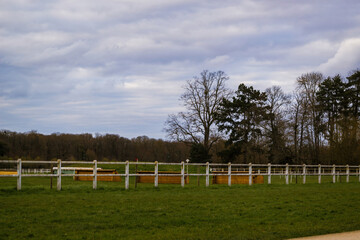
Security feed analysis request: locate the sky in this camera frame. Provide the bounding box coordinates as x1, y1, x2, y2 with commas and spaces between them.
1, 0, 360, 139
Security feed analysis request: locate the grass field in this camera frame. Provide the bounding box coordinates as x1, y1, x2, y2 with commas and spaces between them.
1, 176, 360, 240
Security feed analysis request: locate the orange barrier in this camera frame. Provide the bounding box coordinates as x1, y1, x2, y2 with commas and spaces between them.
136, 171, 189, 184
0, 171, 17, 175
74, 169, 121, 182
212, 171, 264, 184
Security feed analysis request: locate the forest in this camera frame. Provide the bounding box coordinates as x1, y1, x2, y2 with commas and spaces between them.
1, 69, 360, 165
0, 132, 188, 163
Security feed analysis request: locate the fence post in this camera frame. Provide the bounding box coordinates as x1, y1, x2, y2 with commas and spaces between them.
93, 160, 97, 190
285, 163, 289, 184
17, 159, 22, 191
197, 165, 200, 186
181, 161, 185, 187
267, 163, 271, 184
57, 159, 61, 191
125, 161, 129, 190
346, 164, 349, 183
206, 162, 209, 187
228, 162, 231, 187
302, 164, 306, 184
332, 164, 336, 183
249, 163, 252, 186
318, 164, 321, 184
154, 161, 158, 187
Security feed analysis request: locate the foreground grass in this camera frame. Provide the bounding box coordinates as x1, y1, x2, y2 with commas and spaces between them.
0, 182, 360, 240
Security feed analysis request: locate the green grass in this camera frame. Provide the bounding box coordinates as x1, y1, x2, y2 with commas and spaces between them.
1, 177, 360, 240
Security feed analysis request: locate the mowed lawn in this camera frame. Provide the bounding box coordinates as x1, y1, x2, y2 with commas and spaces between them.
0, 179, 360, 240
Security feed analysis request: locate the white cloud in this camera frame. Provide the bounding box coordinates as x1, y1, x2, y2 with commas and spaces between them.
318, 38, 360, 76
206, 55, 231, 65
285, 40, 339, 66
66, 67, 100, 80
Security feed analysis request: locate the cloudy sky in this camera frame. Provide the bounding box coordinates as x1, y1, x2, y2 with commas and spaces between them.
1, 0, 360, 139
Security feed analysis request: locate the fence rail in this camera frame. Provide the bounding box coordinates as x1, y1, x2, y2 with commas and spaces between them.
1, 159, 360, 191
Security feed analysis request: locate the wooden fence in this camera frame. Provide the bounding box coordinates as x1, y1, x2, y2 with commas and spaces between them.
1, 159, 360, 191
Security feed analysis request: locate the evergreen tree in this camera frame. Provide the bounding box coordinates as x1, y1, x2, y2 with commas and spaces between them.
215, 84, 268, 163
317, 75, 346, 146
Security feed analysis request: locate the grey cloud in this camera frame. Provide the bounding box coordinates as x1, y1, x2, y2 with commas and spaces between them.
1, 0, 359, 138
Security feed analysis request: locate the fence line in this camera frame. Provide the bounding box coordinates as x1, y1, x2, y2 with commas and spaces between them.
1, 159, 360, 191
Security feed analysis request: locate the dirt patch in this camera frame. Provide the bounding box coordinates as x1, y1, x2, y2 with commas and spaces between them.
289, 230, 360, 240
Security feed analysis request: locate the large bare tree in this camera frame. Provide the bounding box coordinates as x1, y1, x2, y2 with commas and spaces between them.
295, 72, 324, 163
265, 86, 291, 163
165, 70, 230, 162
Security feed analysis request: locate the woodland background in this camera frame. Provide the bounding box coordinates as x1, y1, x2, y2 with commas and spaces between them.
1, 69, 360, 165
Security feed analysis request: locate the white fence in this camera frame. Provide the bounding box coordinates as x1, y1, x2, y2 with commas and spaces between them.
0, 159, 360, 191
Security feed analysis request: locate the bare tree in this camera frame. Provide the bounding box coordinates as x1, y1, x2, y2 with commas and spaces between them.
289, 91, 304, 162
165, 70, 231, 161
265, 86, 291, 163
296, 72, 324, 163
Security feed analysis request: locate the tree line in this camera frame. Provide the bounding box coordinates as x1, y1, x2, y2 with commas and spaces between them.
1, 69, 359, 165
166, 69, 360, 165
0, 131, 189, 163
